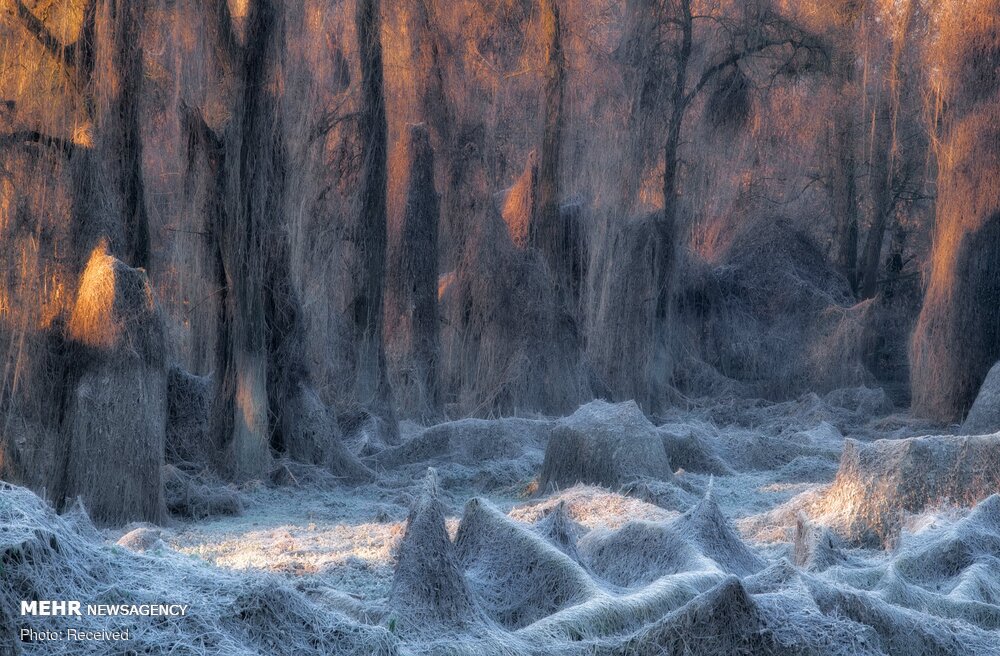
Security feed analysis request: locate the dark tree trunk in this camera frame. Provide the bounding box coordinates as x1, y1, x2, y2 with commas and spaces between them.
826, 18, 863, 295
207, 0, 283, 480
532, 0, 566, 284
196, 0, 282, 479
199, 122, 237, 465
353, 0, 397, 434
218, 0, 285, 479
661, 0, 691, 239
410, 0, 465, 275
409, 0, 452, 156
857, 128, 895, 300
61, 0, 150, 273
108, 0, 151, 270
187, 0, 368, 479
646, 0, 693, 410
831, 116, 859, 293
614, 0, 662, 213
387, 125, 441, 419
858, 4, 913, 300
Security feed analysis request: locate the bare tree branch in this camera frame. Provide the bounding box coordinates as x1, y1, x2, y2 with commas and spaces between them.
8, 0, 75, 69
309, 105, 356, 145
684, 37, 812, 108
0, 129, 75, 156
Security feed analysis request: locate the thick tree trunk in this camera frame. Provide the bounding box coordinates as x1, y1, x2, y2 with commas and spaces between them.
209, 0, 284, 480
826, 20, 863, 295
643, 0, 692, 411
589, 0, 693, 414
614, 0, 662, 213
910, 9, 1000, 422
387, 125, 441, 420
587, 214, 665, 412
5, 0, 156, 516
194, 0, 285, 479
409, 0, 452, 156
353, 0, 398, 434
66, 0, 150, 273
190, 0, 364, 478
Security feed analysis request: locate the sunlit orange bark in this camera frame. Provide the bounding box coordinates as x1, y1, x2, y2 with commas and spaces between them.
910, 6, 1000, 422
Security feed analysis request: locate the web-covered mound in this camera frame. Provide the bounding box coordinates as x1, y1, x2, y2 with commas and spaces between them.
379, 469, 1000, 655
0, 483, 398, 656
9, 390, 1000, 655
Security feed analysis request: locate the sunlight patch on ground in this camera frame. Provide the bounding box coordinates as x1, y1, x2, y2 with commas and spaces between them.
169, 518, 407, 573
509, 485, 677, 529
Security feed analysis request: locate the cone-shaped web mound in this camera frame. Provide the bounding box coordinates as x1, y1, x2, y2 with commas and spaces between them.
388, 469, 484, 636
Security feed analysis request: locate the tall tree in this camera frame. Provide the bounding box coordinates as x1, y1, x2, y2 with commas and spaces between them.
910, 5, 1000, 422
818, 0, 929, 300
856, 0, 925, 300
186, 0, 366, 480
531, 0, 566, 282
352, 0, 397, 434
0, 0, 163, 523
657, 0, 817, 289
825, 2, 862, 292
594, 0, 818, 410
386, 125, 440, 420
186, 0, 281, 480
5, 0, 150, 272
407, 0, 452, 161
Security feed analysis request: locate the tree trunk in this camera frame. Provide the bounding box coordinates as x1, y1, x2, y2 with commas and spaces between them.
646, 0, 693, 411
857, 121, 894, 300
212, 0, 284, 480
353, 0, 397, 434
661, 0, 691, 236
190, 0, 364, 478
409, 0, 452, 157
858, 2, 913, 300
66, 0, 150, 273
5, 0, 156, 515
831, 116, 859, 293
387, 125, 441, 420
910, 9, 1000, 422
107, 0, 151, 270
532, 0, 566, 285
614, 0, 662, 213
827, 20, 862, 295
195, 0, 287, 480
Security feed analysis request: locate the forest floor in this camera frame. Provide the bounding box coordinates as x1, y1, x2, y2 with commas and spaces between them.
144, 456, 812, 597
9, 390, 1000, 655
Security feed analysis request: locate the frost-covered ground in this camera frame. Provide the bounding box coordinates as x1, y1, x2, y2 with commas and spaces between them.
6, 388, 1000, 655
